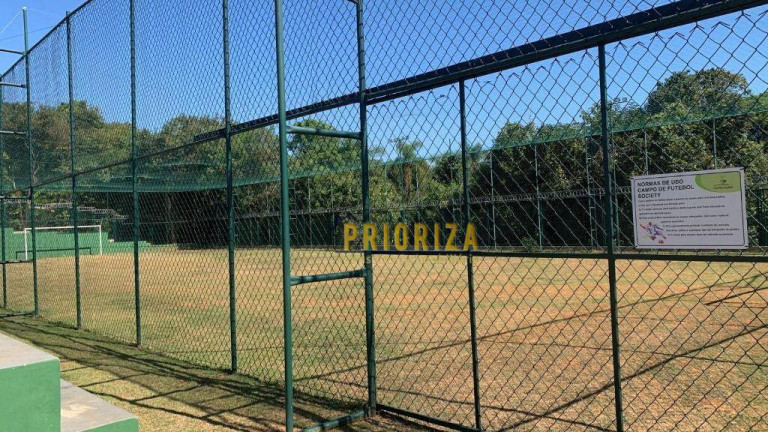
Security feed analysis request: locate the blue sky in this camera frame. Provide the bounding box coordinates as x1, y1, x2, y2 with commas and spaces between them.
0, 0, 84, 72
2, 0, 767, 172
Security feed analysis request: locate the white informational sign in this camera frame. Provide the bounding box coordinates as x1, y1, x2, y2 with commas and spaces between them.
631, 168, 748, 249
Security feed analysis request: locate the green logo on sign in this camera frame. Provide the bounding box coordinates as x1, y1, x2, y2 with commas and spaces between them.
695, 172, 740, 193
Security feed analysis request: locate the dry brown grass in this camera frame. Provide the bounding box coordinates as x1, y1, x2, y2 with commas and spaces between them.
2, 248, 766, 430
0, 315, 426, 431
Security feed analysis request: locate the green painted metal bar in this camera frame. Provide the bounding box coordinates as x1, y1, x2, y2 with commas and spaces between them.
370, 248, 768, 263
300, 410, 366, 432
377, 404, 481, 432
0, 48, 24, 55
0, 89, 6, 310
459, 80, 482, 431
273, 0, 294, 429
0, 202, 4, 310
66, 12, 81, 329
355, 0, 377, 416
1, 260, 33, 265
290, 268, 365, 286
286, 125, 361, 140
760, 189, 767, 246
489, 150, 497, 248
615, 253, 768, 263
712, 118, 718, 169
307, 180, 312, 246
23, 8, 38, 316
642, 129, 649, 175
0, 82, 25, 88
585, 133, 597, 248
598, 44, 625, 432
534, 144, 543, 249
0, 311, 35, 318
129, 0, 141, 346
0, 130, 25, 136
222, 0, 237, 373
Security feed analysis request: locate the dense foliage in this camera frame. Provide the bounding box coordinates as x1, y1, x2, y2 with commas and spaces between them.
2, 68, 767, 247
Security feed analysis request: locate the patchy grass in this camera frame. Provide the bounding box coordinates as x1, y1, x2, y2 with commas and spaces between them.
1, 249, 766, 430
0, 315, 426, 431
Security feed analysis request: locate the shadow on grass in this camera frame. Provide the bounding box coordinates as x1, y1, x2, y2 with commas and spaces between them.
0, 314, 427, 431
2, 271, 762, 431
297, 279, 766, 431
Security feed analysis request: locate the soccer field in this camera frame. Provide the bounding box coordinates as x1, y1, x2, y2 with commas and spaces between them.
3, 248, 765, 430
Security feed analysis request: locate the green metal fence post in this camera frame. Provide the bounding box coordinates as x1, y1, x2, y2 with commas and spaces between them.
0, 87, 5, 310
23, 8, 38, 316
459, 80, 483, 431
598, 44, 625, 432
273, 0, 294, 429
355, 0, 378, 414
66, 11, 82, 329
534, 144, 543, 249
585, 132, 597, 248
222, 0, 238, 373
712, 118, 718, 169
489, 150, 496, 248
0, 198, 5, 310
642, 129, 648, 175
130, 0, 141, 346
759, 189, 767, 246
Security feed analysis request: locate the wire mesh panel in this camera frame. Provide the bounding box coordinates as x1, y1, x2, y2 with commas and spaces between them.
34, 182, 76, 326
460, 49, 618, 431
69, 0, 131, 174
1, 0, 767, 431
374, 254, 476, 425
465, 52, 602, 251
283, 0, 357, 111
77, 164, 136, 343
1, 196, 34, 313
364, 0, 680, 87
134, 0, 224, 157
137, 141, 230, 370
474, 257, 616, 431
286, 109, 369, 427
617, 259, 768, 430
606, 10, 768, 430
366, 83, 480, 427
1, 62, 31, 192
68, 0, 133, 339
234, 181, 284, 382
28, 24, 70, 187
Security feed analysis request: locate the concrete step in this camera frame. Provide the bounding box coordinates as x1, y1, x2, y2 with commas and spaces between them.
0, 331, 61, 432
61, 380, 138, 432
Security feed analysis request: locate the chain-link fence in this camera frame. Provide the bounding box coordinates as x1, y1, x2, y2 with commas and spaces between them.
1, 0, 766, 430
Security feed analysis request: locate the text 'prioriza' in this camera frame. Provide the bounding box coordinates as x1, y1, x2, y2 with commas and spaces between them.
343, 223, 479, 251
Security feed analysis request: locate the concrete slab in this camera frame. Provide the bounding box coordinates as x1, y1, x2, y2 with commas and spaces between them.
61, 380, 138, 432
0, 331, 61, 432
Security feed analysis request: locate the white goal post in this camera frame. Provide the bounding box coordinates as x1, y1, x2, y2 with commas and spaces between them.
22, 225, 103, 260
